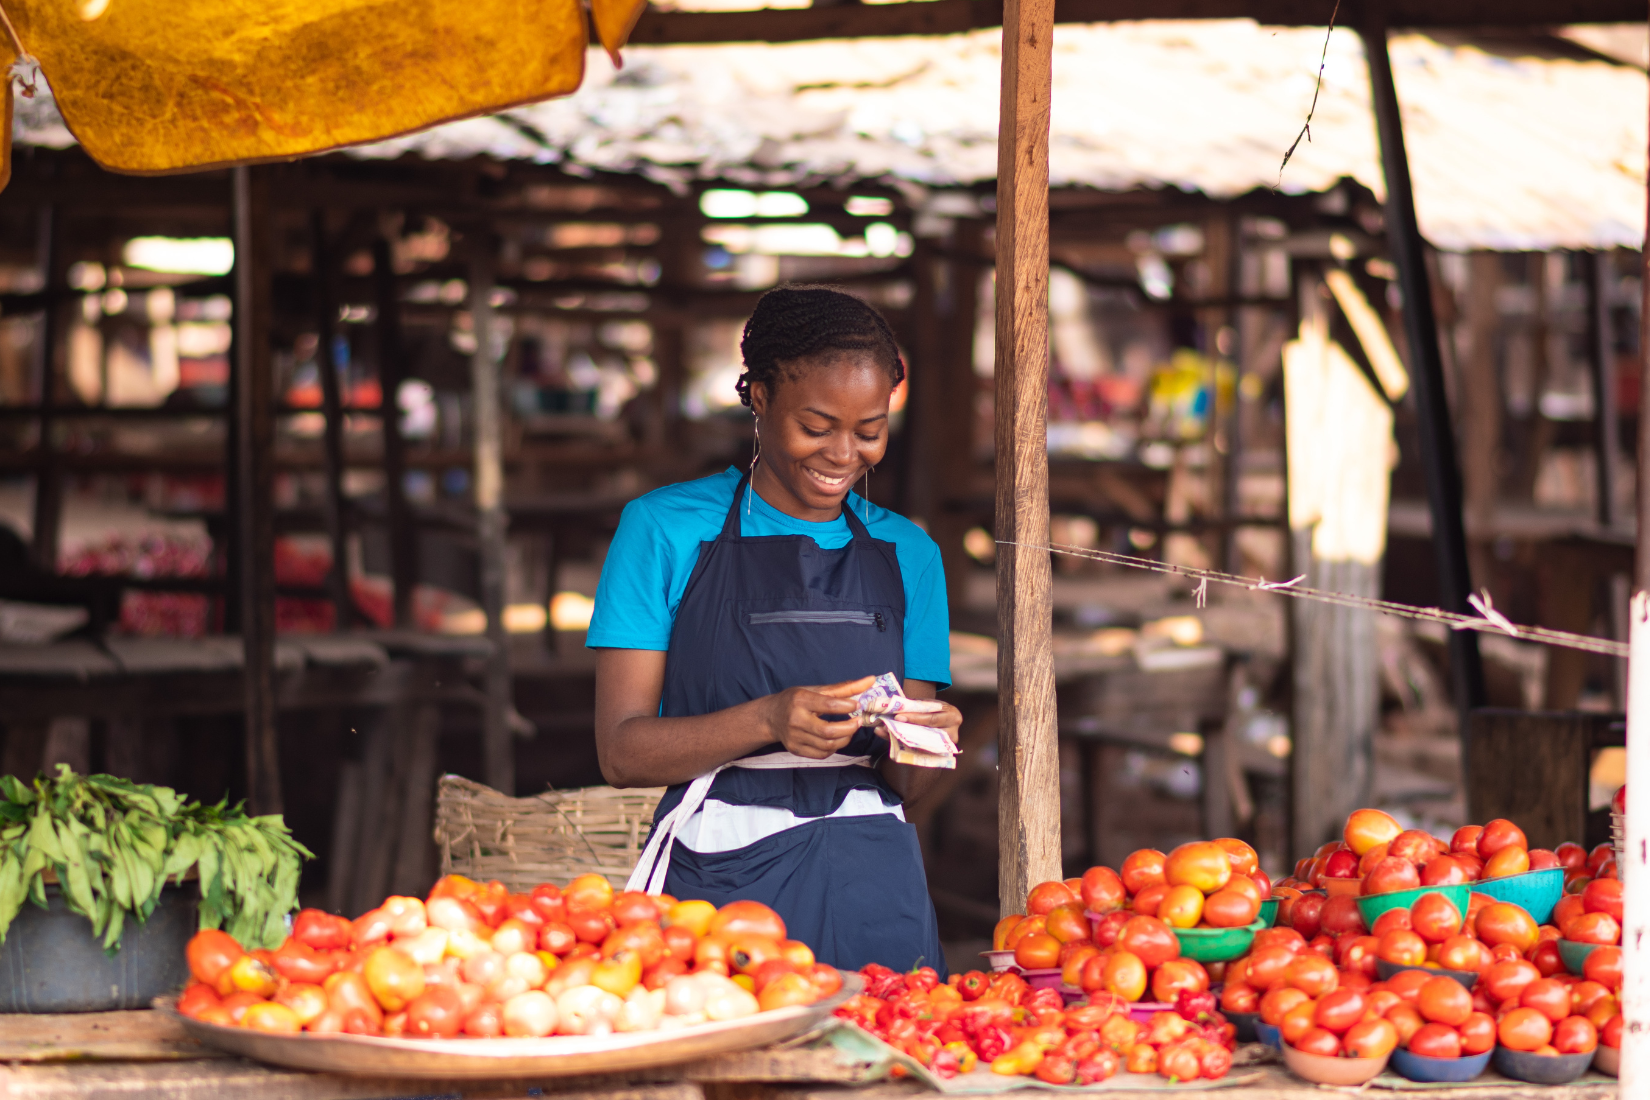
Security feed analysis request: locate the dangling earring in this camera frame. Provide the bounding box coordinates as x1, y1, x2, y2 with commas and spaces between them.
861, 466, 871, 521
748, 415, 760, 516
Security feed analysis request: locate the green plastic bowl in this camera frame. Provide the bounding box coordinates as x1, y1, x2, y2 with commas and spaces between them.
1174, 919, 1266, 962
1473, 867, 1563, 925
1258, 898, 1279, 928
1355, 883, 1471, 928
1557, 938, 1603, 976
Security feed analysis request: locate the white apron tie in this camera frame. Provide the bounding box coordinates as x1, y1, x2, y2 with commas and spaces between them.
625, 752, 872, 895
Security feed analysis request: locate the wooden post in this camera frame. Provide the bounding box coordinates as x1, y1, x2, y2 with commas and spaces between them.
371, 237, 417, 629
1584, 251, 1619, 528
232, 166, 282, 816
1621, 19, 1650, 1085
994, 0, 1060, 913
30, 205, 61, 571
1359, 19, 1485, 722
310, 210, 352, 630
470, 242, 514, 796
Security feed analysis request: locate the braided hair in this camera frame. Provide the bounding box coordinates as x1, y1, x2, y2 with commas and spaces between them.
736, 285, 905, 407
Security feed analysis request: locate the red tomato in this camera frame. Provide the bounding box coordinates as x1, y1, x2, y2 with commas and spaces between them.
1289, 894, 1326, 940
1564, 911, 1622, 946
1459, 1011, 1495, 1055
1529, 940, 1564, 978
1091, 910, 1130, 948
405, 987, 463, 1038
1476, 903, 1539, 954
1476, 820, 1527, 860
1377, 930, 1428, 967
1497, 1006, 1553, 1052
1005, 915, 1046, 949
1026, 880, 1079, 916
1554, 842, 1587, 871
1100, 950, 1148, 1002
1416, 976, 1471, 1027
1385, 1003, 1425, 1045
1419, 855, 1469, 887
1292, 1027, 1342, 1057
1120, 849, 1168, 895
1436, 935, 1488, 974
1344, 809, 1404, 856
1254, 927, 1307, 954
462, 1002, 503, 1037
1338, 935, 1380, 978
539, 922, 577, 955
1250, 870, 1274, 900
1410, 893, 1463, 944
187, 930, 245, 995
1478, 959, 1539, 1005
566, 908, 617, 945
661, 923, 695, 963
1483, 846, 1531, 879
1116, 915, 1179, 968
177, 983, 222, 1019
1260, 986, 1310, 1026
1014, 932, 1062, 970
708, 900, 785, 940
1213, 837, 1260, 876
1552, 1015, 1598, 1055
1450, 826, 1483, 854
1601, 1013, 1624, 1049
1313, 988, 1367, 1034
1586, 843, 1614, 874
1583, 945, 1622, 990
1519, 978, 1572, 1023
1220, 981, 1259, 1014
1344, 1017, 1399, 1059
1046, 903, 1092, 944
1527, 849, 1561, 871
1409, 1022, 1462, 1059
610, 892, 660, 927
1371, 908, 1413, 937
1320, 895, 1367, 937
1362, 857, 1421, 896
1366, 989, 1402, 1017
1150, 958, 1210, 1003
1079, 866, 1126, 913
293, 909, 353, 951
1131, 884, 1169, 918
1284, 953, 1339, 998
1581, 879, 1624, 921
1552, 895, 1586, 931
1386, 968, 1432, 1004
528, 883, 566, 924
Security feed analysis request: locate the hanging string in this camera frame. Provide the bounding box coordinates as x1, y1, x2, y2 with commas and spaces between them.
997, 540, 1630, 660
0, 2, 38, 98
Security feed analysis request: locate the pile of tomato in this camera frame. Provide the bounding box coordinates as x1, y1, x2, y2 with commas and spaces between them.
834, 965, 1235, 1083
176, 874, 841, 1039
1281, 809, 1619, 898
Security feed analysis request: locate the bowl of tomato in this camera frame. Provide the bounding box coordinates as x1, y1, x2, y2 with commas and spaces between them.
1374, 958, 1477, 990
1355, 884, 1470, 928
1388, 1046, 1490, 1083
1556, 938, 1602, 977
1258, 898, 1279, 927
1491, 1045, 1592, 1085
1472, 867, 1563, 925
1174, 919, 1266, 962
1281, 1042, 1389, 1086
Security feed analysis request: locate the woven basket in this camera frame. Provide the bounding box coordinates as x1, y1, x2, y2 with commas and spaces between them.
433, 775, 665, 892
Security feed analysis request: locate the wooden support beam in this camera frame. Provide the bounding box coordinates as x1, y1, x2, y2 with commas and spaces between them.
232, 166, 282, 816
470, 243, 515, 797
994, 0, 1061, 914
627, 0, 1645, 46
1359, 20, 1486, 721
371, 238, 418, 629
29, 206, 62, 572
1585, 251, 1620, 529
310, 211, 353, 630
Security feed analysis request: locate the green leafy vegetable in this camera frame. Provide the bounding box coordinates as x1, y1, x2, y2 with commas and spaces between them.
0, 765, 311, 951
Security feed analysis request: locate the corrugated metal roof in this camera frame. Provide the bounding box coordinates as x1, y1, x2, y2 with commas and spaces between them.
17, 21, 1646, 250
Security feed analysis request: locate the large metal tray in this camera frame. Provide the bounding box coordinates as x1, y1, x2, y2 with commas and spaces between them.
155, 971, 860, 1079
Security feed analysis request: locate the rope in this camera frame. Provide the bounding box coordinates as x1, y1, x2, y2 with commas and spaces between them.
997, 541, 1631, 660
0, 2, 38, 98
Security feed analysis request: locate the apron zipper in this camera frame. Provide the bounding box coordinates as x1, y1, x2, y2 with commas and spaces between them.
747, 610, 881, 627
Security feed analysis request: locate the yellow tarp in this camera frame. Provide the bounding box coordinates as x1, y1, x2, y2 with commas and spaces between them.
0, 0, 647, 178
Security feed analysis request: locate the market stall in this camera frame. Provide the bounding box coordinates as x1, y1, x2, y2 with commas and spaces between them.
0, 0, 1646, 1096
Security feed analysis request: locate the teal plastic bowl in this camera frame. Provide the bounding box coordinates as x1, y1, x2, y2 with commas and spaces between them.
1355, 883, 1471, 928
1258, 898, 1279, 928
1473, 867, 1563, 925
1175, 919, 1266, 962
1557, 938, 1603, 976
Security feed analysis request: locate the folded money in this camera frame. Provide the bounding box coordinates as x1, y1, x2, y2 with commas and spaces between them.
854, 672, 957, 769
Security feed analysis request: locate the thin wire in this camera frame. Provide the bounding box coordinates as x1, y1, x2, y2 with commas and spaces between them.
998, 541, 1630, 660
1276, 0, 1343, 189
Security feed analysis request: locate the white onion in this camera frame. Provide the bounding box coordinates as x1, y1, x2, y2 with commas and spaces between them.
555, 984, 623, 1035
501, 990, 557, 1038
503, 951, 549, 989
663, 974, 707, 1017
615, 987, 666, 1032
704, 985, 759, 1022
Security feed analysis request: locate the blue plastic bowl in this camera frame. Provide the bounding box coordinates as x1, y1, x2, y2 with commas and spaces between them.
1557, 938, 1603, 977
1473, 867, 1564, 925
1374, 957, 1477, 990
1389, 1046, 1491, 1082
1492, 1045, 1593, 1085
1256, 1021, 1281, 1050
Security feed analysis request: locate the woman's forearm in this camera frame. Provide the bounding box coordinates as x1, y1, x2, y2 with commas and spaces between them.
598, 703, 777, 788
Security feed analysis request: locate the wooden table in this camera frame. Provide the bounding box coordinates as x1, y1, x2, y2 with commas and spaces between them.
0, 1012, 1617, 1100
0, 631, 494, 912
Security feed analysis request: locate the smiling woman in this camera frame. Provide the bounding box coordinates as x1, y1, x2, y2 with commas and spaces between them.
587, 285, 955, 976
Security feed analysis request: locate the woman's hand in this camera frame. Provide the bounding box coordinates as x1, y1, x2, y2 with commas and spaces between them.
765, 675, 875, 759
873, 697, 963, 746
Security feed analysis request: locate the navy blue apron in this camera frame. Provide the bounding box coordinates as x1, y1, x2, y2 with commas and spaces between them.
649, 473, 945, 976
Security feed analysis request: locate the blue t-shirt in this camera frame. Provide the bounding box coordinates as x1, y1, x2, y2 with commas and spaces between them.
588, 468, 951, 686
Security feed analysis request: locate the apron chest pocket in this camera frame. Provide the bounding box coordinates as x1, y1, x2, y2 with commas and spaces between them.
747, 609, 885, 631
